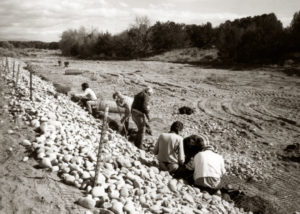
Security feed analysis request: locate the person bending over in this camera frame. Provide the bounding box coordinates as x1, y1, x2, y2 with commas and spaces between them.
131, 86, 153, 149
191, 142, 226, 194
153, 121, 185, 173
172, 134, 207, 183
113, 91, 133, 132
74, 83, 97, 114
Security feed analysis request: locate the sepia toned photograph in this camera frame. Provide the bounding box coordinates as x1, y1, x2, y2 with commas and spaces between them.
0, 0, 299, 213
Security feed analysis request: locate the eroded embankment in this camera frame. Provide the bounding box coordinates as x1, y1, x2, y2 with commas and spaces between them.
0, 58, 255, 213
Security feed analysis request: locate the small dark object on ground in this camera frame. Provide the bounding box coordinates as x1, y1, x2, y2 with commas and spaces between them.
58, 60, 61, 66
64, 61, 69, 67
179, 106, 194, 115
284, 143, 299, 152
280, 143, 300, 163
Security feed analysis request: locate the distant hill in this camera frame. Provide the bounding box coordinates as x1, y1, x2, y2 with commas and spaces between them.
144, 47, 218, 63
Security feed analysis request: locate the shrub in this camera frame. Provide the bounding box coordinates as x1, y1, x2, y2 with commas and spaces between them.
0, 41, 14, 49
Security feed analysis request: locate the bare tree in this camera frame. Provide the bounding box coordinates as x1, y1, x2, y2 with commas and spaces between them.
128, 16, 151, 55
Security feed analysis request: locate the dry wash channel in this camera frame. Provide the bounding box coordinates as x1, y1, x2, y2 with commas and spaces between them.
0, 58, 253, 213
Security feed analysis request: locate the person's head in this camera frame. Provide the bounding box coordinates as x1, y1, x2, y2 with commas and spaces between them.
112, 91, 122, 100
183, 135, 206, 160
170, 121, 184, 134
81, 83, 89, 91
144, 86, 154, 96
203, 145, 215, 152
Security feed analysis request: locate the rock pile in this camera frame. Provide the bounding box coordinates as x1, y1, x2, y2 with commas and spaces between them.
1, 58, 250, 213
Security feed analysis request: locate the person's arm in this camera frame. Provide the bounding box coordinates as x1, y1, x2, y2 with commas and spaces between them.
178, 138, 185, 165
121, 103, 131, 123
186, 157, 194, 170
153, 136, 160, 155
142, 93, 150, 120
77, 89, 89, 98
221, 158, 226, 175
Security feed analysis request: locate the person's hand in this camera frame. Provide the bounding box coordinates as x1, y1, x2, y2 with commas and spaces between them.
146, 127, 152, 136
120, 117, 125, 124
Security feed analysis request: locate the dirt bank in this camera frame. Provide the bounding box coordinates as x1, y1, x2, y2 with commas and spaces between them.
0, 79, 87, 214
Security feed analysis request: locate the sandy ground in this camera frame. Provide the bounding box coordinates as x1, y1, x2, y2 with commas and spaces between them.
2, 49, 299, 213
0, 80, 88, 214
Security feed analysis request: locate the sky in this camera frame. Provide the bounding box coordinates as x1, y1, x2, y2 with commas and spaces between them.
0, 0, 299, 42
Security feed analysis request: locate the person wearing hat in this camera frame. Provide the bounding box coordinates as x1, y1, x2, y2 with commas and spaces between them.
131, 86, 153, 149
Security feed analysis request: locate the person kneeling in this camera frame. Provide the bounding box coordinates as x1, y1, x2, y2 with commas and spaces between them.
73, 83, 97, 114
192, 144, 226, 194
153, 121, 185, 173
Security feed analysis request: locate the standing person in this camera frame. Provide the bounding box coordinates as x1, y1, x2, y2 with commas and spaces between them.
131, 86, 153, 149
153, 121, 185, 173
113, 91, 133, 132
74, 83, 97, 114
192, 143, 226, 194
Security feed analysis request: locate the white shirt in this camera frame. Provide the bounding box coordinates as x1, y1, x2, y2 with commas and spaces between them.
81, 88, 97, 100
192, 150, 225, 180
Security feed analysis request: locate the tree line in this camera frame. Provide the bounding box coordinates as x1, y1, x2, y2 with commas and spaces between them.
0, 41, 59, 50
59, 16, 216, 60
41, 11, 300, 63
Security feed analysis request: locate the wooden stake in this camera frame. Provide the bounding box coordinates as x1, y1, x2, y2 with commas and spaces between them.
94, 106, 109, 187
12, 61, 15, 78
30, 71, 33, 100
1, 58, 3, 71
0, 58, 3, 75
5, 57, 9, 74
15, 64, 20, 89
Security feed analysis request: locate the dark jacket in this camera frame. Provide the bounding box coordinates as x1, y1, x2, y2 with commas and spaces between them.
131, 91, 150, 120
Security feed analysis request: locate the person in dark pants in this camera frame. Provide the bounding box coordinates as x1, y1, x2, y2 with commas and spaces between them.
131, 86, 153, 149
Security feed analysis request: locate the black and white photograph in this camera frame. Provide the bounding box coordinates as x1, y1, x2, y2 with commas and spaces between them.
0, 0, 299, 213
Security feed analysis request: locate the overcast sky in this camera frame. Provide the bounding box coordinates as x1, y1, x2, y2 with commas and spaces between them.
0, 0, 299, 42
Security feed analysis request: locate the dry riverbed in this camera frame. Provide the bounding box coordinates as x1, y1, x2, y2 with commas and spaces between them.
1, 49, 300, 213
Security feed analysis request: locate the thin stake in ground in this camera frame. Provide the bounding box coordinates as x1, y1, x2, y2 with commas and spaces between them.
94, 106, 109, 187
30, 71, 33, 100
15, 64, 20, 90
12, 60, 15, 78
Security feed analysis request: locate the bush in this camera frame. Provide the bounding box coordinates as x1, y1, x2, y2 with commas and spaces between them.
0, 47, 18, 57
0, 41, 14, 49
